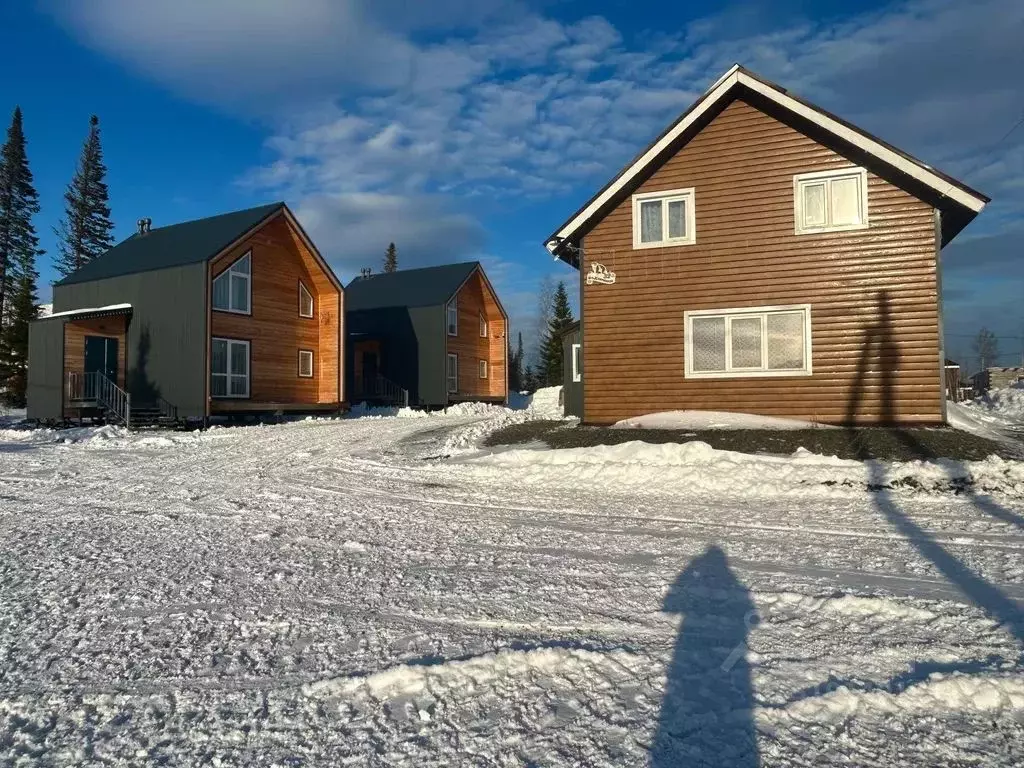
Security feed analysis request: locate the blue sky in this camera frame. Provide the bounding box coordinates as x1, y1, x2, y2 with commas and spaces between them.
2, 0, 1022, 369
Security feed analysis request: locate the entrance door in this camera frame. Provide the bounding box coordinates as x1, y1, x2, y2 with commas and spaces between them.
84, 336, 118, 399
362, 351, 379, 393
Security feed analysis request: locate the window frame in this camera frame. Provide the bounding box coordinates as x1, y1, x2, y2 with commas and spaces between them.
571, 343, 582, 383
446, 299, 458, 336
793, 167, 869, 235
479, 359, 488, 379
212, 251, 252, 316
446, 353, 458, 393
210, 337, 251, 399
684, 304, 813, 379
631, 187, 696, 249
479, 313, 488, 338
298, 349, 314, 378
298, 281, 314, 319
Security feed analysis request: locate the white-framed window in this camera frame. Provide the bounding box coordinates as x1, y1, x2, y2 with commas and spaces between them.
446, 353, 458, 393
447, 299, 458, 336
632, 188, 696, 249
299, 281, 314, 318
571, 343, 582, 382
211, 337, 250, 397
298, 349, 314, 378
794, 167, 868, 234
479, 359, 488, 379
684, 304, 812, 379
479, 313, 488, 337
212, 251, 251, 314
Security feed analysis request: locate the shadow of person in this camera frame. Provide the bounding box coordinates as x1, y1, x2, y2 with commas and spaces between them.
653, 545, 759, 767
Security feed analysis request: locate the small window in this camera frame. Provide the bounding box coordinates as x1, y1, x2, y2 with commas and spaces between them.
571, 343, 582, 382
479, 359, 488, 379
299, 282, 314, 318
447, 299, 458, 336
211, 337, 250, 397
794, 167, 868, 234
298, 349, 314, 378
685, 305, 812, 379
212, 251, 252, 314
446, 353, 458, 393
479, 313, 488, 337
632, 188, 695, 249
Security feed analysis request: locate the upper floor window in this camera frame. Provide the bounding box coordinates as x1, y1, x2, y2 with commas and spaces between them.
447, 298, 458, 336
794, 167, 868, 234
632, 188, 695, 249
479, 313, 488, 337
299, 281, 314, 318
212, 251, 251, 314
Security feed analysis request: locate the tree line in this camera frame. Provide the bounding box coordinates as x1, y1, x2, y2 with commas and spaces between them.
508, 278, 575, 392
0, 107, 114, 407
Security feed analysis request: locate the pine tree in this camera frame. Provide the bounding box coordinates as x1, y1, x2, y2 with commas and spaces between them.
0, 107, 42, 406
522, 365, 536, 393
54, 115, 114, 278
538, 281, 574, 386
383, 242, 398, 273
509, 331, 524, 391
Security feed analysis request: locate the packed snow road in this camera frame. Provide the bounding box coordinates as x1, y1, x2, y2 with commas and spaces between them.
0, 409, 1022, 766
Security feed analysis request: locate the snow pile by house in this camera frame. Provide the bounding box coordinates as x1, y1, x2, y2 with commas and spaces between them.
966, 383, 1024, 422
347, 402, 432, 419
613, 410, 836, 430
467, 438, 1024, 497
441, 387, 567, 454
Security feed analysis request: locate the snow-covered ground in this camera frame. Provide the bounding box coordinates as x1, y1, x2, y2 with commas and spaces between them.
1, 395, 1023, 766
613, 410, 837, 430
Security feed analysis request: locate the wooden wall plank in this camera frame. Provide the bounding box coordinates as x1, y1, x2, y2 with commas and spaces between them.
446, 269, 507, 401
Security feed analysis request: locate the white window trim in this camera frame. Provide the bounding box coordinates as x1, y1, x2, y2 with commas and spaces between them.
446, 353, 458, 393
479, 313, 488, 338
212, 251, 252, 316
684, 304, 813, 379
447, 299, 458, 336
211, 337, 251, 398
793, 167, 869, 235
571, 343, 582, 382
631, 187, 696, 249
298, 349, 314, 378
479, 359, 488, 379
298, 281, 314, 319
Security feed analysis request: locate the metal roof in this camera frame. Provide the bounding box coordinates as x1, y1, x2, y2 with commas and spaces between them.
345, 262, 481, 311
56, 202, 285, 286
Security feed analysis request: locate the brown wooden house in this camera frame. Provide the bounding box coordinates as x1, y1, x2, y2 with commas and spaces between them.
28, 203, 344, 425
345, 262, 508, 407
544, 65, 989, 426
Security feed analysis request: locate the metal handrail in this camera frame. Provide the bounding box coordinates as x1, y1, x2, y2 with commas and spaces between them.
67, 371, 131, 428
157, 396, 178, 421
353, 373, 409, 407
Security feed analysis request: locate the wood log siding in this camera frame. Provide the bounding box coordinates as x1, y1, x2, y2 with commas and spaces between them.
580, 97, 942, 425
447, 270, 507, 400
209, 215, 342, 407
63, 315, 127, 412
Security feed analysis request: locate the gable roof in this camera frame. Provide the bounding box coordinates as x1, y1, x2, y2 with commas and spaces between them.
56, 202, 285, 286
544, 64, 989, 265
345, 261, 482, 312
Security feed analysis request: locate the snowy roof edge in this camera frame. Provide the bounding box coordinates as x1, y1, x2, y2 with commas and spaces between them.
42, 303, 133, 320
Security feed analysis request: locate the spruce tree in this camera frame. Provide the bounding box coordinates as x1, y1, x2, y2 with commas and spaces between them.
54, 115, 114, 278
0, 107, 42, 406
383, 242, 398, 273
538, 281, 574, 386
509, 331, 524, 391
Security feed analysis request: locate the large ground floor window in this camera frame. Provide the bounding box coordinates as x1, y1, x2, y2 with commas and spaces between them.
684, 304, 811, 379
447, 353, 458, 393
211, 337, 250, 397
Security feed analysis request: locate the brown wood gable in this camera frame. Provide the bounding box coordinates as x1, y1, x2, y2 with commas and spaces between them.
579, 96, 945, 426
444, 265, 509, 403
205, 208, 344, 413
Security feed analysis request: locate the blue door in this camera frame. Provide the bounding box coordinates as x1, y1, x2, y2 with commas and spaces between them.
84, 336, 118, 399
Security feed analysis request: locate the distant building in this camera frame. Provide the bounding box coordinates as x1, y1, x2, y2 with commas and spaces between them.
971, 367, 1024, 393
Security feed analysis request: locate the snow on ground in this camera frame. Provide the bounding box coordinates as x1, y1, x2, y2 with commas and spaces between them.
1, 404, 1023, 765
969, 382, 1024, 421
613, 410, 837, 430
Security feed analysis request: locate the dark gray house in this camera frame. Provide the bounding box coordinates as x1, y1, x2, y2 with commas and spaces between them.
346, 262, 508, 408
561, 320, 582, 418
28, 202, 345, 425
